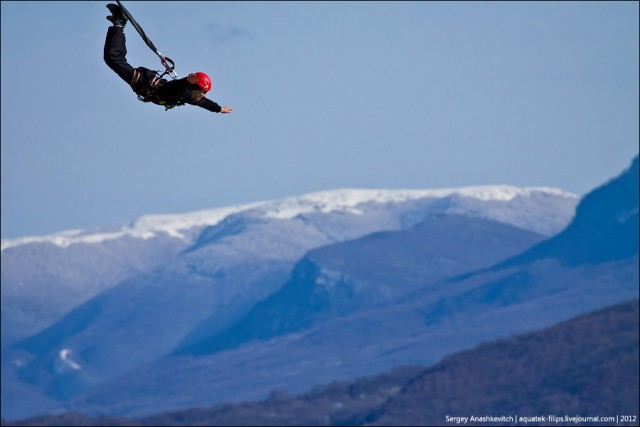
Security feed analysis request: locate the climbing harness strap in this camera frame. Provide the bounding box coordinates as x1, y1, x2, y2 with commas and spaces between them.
131, 69, 161, 101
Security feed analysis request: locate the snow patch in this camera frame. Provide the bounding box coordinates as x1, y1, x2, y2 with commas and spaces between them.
315, 268, 346, 288
59, 349, 82, 371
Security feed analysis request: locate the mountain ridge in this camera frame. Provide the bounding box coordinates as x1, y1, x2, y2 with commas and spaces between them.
1, 186, 575, 252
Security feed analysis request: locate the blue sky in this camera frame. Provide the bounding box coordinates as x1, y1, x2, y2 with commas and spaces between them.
1, 1, 638, 239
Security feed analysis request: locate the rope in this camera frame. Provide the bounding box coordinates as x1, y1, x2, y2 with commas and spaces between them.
115, 0, 177, 79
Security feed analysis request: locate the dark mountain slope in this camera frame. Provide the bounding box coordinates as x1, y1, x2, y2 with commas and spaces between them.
369, 300, 639, 426
503, 155, 638, 267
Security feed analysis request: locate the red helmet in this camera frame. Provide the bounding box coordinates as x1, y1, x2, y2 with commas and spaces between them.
193, 72, 212, 92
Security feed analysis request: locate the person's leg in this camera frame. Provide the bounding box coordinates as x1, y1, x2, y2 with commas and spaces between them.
103, 26, 134, 84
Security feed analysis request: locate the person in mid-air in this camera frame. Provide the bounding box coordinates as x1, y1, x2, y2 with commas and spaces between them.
104, 3, 233, 114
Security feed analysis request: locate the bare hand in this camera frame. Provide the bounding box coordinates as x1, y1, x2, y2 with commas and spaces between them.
220, 106, 233, 114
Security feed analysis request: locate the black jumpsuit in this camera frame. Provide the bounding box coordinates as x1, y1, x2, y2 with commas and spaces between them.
103, 26, 222, 112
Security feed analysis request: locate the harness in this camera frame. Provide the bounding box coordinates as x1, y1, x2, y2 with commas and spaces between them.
131, 69, 185, 111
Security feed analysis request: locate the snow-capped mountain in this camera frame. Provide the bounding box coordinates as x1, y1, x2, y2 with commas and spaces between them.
1, 185, 573, 252
2, 185, 577, 420
44, 157, 637, 419
1, 186, 576, 346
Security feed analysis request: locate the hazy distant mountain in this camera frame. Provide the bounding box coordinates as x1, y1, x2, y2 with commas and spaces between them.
7, 300, 637, 426
0, 234, 189, 347
55, 157, 637, 419
1, 186, 577, 420
177, 214, 547, 356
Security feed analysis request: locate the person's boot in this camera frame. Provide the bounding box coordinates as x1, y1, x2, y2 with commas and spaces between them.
106, 3, 127, 28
